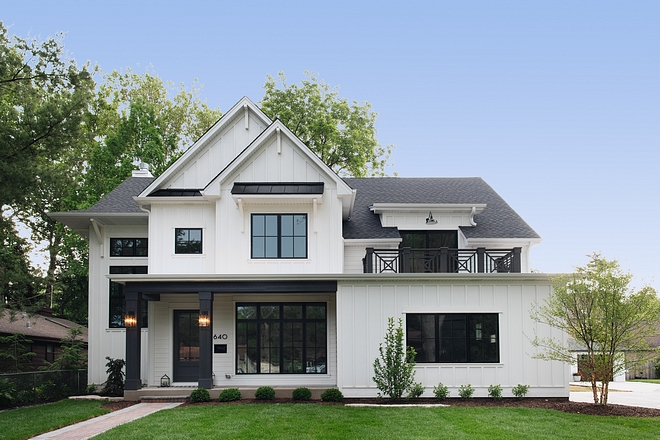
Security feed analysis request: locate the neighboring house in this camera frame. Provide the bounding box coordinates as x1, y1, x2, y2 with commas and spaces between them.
0, 308, 88, 371
51, 97, 568, 399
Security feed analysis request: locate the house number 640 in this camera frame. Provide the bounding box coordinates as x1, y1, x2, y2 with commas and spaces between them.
213, 334, 228, 340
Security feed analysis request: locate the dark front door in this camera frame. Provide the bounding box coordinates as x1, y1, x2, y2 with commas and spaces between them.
174, 310, 199, 382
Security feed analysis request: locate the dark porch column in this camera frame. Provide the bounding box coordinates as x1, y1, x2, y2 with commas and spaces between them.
125, 288, 142, 390
198, 291, 213, 389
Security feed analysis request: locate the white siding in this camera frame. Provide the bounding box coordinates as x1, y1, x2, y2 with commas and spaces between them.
336, 279, 568, 398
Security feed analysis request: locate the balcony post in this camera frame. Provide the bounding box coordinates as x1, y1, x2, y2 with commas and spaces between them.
512, 247, 522, 273
365, 248, 374, 273
477, 248, 485, 273
401, 247, 411, 273
440, 247, 448, 273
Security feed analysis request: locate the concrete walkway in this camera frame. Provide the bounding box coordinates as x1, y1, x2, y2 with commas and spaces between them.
31, 402, 182, 440
570, 381, 660, 409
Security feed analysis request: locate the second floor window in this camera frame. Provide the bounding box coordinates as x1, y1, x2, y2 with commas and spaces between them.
175, 228, 202, 254
251, 214, 307, 259
110, 238, 148, 257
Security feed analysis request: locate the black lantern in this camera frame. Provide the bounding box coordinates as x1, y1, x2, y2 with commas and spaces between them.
124, 311, 137, 328
160, 374, 170, 387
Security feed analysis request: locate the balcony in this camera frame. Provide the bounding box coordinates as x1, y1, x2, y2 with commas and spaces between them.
363, 247, 522, 274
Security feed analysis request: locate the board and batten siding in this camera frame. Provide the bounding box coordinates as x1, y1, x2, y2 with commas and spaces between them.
336, 278, 568, 398
150, 293, 337, 388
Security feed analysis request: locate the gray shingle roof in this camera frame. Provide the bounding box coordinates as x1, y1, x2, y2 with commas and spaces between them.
342, 178, 540, 240
83, 177, 155, 213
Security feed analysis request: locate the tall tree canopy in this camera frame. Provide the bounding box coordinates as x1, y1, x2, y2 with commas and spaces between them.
260, 72, 393, 177
0, 22, 94, 208
531, 254, 660, 405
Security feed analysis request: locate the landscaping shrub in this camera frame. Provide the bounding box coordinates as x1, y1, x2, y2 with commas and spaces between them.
189, 387, 211, 403
512, 384, 530, 399
458, 384, 474, 399
86, 383, 97, 394
218, 388, 241, 402
372, 317, 418, 399
407, 382, 424, 399
488, 384, 503, 400
0, 377, 16, 407
321, 388, 343, 402
433, 382, 450, 400
292, 387, 312, 401
100, 357, 125, 397
255, 386, 275, 400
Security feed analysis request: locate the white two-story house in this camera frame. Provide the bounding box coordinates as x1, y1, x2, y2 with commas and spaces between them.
51, 97, 568, 400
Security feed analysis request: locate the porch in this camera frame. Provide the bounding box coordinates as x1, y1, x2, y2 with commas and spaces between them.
363, 247, 522, 274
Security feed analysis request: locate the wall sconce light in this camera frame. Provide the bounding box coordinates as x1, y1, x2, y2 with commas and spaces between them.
199, 311, 210, 328
124, 311, 137, 328
425, 211, 438, 225
160, 374, 170, 387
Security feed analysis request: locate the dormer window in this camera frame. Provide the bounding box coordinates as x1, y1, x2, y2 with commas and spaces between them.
251, 214, 307, 259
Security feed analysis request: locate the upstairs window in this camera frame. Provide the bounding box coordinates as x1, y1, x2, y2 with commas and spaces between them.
406, 313, 499, 363
110, 238, 148, 257
251, 214, 307, 259
175, 228, 202, 254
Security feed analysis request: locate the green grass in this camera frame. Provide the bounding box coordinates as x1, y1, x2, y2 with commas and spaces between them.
0, 399, 109, 440
629, 379, 660, 384
94, 404, 660, 440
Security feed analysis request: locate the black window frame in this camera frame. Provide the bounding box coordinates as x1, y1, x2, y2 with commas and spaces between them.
109, 266, 148, 328
175, 228, 203, 254
235, 302, 326, 374
406, 313, 499, 363
109, 238, 148, 257
251, 214, 308, 259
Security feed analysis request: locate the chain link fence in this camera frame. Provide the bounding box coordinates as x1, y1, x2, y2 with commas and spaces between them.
0, 369, 88, 408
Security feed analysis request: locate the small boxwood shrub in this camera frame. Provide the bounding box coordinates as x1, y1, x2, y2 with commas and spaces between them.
189, 387, 211, 403
255, 386, 276, 400
407, 382, 424, 399
433, 382, 450, 400
458, 384, 474, 399
292, 387, 312, 401
218, 388, 241, 402
488, 384, 503, 400
512, 384, 530, 399
321, 388, 344, 402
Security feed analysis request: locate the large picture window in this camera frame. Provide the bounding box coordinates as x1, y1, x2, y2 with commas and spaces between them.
110, 238, 148, 257
236, 303, 326, 374
109, 266, 148, 328
406, 313, 499, 363
175, 228, 202, 254
251, 214, 307, 259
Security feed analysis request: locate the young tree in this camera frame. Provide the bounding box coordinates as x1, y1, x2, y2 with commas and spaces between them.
373, 317, 419, 399
531, 254, 660, 405
44, 327, 86, 371
260, 71, 393, 177
0, 333, 35, 373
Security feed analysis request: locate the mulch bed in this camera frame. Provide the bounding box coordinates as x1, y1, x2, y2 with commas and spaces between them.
161, 397, 660, 418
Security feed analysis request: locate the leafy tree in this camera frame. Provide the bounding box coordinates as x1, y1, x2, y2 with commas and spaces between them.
0, 333, 35, 373
260, 71, 393, 177
44, 327, 86, 371
0, 22, 94, 208
373, 317, 419, 399
531, 254, 660, 405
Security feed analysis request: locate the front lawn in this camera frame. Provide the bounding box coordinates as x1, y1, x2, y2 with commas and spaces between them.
94, 404, 660, 440
629, 379, 660, 384
0, 399, 109, 440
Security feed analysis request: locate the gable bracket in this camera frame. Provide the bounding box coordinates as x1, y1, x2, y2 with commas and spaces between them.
244, 104, 249, 130
237, 198, 244, 232
276, 127, 281, 154
90, 219, 105, 258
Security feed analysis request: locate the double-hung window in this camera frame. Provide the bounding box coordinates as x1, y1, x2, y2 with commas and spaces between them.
406, 313, 499, 363
251, 214, 307, 259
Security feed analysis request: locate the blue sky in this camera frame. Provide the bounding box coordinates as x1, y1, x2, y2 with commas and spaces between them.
4, 1, 659, 290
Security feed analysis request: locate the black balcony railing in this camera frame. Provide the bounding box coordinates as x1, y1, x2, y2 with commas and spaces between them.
363, 247, 522, 274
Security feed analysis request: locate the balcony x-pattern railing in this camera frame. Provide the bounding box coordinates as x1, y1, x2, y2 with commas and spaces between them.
363, 247, 522, 274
